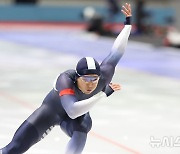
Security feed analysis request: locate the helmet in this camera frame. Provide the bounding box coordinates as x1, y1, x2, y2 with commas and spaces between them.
76, 57, 100, 76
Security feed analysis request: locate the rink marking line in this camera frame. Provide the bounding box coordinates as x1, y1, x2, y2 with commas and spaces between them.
0, 22, 86, 30
0, 91, 142, 154
90, 132, 141, 154
0, 91, 35, 110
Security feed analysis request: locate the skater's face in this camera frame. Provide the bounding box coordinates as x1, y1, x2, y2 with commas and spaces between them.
77, 74, 100, 94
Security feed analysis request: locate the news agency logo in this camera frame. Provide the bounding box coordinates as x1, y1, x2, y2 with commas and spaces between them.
150, 136, 180, 148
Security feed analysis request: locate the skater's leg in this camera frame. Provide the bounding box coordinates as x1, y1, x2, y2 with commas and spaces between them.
60, 113, 92, 154
65, 131, 87, 154
1, 104, 60, 154
1, 120, 39, 154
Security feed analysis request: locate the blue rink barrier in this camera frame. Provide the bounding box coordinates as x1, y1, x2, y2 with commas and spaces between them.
0, 5, 175, 25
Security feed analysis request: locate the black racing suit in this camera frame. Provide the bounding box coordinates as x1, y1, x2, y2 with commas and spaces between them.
1, 18, 131, 154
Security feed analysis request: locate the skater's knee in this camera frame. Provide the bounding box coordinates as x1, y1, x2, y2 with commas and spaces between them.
76, 115, 92, 133
60, 114, 92, 137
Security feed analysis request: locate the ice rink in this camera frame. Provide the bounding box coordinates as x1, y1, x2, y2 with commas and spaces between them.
0, 25, 180, 154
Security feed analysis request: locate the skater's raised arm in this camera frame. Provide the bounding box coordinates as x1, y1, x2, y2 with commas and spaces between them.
101, 3, 132, 68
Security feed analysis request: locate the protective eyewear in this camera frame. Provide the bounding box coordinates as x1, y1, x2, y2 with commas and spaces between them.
81, 75, 99, 82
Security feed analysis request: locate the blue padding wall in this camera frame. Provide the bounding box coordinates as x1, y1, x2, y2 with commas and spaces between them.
0, 5, 91, 22
0, 5, 175, 25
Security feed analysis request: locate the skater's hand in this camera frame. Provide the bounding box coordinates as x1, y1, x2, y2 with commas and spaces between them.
109, 83, 121, 91
103, 83, 121, 97
121, 3, 132, 17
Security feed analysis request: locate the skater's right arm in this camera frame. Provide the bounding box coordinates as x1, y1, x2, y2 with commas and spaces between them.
54, 73, 108, 119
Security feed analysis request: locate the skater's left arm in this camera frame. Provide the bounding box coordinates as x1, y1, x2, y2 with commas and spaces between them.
101, 3, 132, 68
